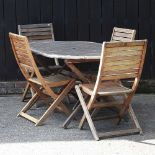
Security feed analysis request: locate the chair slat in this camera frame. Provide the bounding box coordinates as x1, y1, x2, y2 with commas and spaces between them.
112, 31, 133, 38
106, 45, 143, 52
102, 73, 138, 80
26, 35, 52, 40
21, 31, 52, 37
105, 50, 143, 58
19, 23, 52, 29
105, 55, 141, 63
112, 36, 134, 42
14, 48, 28, 56
20, 27, 51, 33
113, 27, 135, 34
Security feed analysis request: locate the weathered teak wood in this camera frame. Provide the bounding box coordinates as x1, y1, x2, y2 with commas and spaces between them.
9, 33, 75, 126
111, 27, 136, 42
30, 40, 102, 60
18, 23, 59, 64
18, 23, 61, 101
63, 40, 147, 140
18, 23, 55, 41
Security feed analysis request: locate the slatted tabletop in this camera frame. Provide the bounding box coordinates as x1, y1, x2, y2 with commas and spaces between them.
30, 40, 102, 60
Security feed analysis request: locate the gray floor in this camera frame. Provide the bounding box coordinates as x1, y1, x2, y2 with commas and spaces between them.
0, 94, 155, 155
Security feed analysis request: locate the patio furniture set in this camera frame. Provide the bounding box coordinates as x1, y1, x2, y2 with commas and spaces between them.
9, 23, 147, 140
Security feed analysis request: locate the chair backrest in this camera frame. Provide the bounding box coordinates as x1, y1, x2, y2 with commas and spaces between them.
98, 40, 147, 83
9, 33, 46, 83
111, 27, 136, 42
18, 23, 55, 41
9, 33, 36, 80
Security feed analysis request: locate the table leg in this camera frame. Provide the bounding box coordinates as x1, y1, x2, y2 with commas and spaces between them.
65, 60, 90, 83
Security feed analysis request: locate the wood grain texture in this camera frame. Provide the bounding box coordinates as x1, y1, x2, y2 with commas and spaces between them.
30, 40, 102, 60
102, 40, 147, 80
18, 23, 55, 41
111, 27, 136, 42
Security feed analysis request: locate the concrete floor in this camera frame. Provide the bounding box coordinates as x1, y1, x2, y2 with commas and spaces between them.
0, 94, 155, 155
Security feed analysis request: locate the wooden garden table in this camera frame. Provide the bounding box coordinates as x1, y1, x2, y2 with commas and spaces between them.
30, 40, 102, 82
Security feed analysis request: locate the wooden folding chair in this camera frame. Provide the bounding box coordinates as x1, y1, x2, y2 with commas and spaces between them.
18, 23, 62, 101
9, 33, 75, 126
111, 27, 136, 41
102, 27, 137, 110
63, 40, 147, 140
81, 27, 137, 119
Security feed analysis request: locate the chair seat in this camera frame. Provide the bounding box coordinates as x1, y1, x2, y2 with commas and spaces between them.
81, 81, 132, 96
29, 74, 72, 87
39, 65, 63, 75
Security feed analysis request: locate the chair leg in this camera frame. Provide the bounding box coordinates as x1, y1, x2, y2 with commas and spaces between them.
36, 80, 75, 126
128, 105, 143, 134
18, 92, 39, 116
75, 87, 142, 140
72, 101, 79, 110
79, 96, 119, 129
22, 82, 31, 101
63, 103, 81, 129
79, 109, 89, 129
63, 94, 89, 128
117, 93, 134, 124
66, 94, 71, 104
75, 85, 99, 140
98, 105, 142, 139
